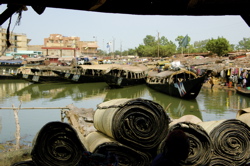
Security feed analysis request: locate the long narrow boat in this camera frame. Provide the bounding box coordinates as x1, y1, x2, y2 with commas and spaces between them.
146, 69, 209, 99
235, 87, 250, 97
102, 64, 149, 88
15, 66, 73, 83
52, 64, 110, 83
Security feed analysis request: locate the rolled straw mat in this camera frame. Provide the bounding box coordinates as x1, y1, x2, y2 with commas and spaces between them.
170, 114, 203, 126
85, 131, 151, 166
31, 121, 87, 166
236, 107, 250, 126
159, 122, 213, 166
198, 119, 250, 166
94, 98, 169, 150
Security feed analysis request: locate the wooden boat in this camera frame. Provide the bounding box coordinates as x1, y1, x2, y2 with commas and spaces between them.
52, 64, 110, 83
14, 66, 72, 83
235, 87, 250, 97
102, 64, 149, 88
146, 69, 209, 99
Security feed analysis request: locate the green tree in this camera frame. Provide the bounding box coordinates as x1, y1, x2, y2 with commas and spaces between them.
143, 35, 157, 46
175, 35, 191, 48
127, 48, 137, 55
136, 35, 177, 57
175, 35, 191, 53
193, 40, 209, 53
237, 37, 250, 51
205, 37, 231, 56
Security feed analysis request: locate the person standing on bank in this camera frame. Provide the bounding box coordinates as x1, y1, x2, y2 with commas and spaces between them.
208, 76, 214, 89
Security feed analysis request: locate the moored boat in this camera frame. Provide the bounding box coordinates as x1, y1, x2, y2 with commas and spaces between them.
15, 66, 72, 83
146, 69, 209, 99
52, 64, 110, 83
102, 64, 149, 88
235, 87, 250, 97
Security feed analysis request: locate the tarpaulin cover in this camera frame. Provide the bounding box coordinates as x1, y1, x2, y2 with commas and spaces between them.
93, 98, 169, 150
31, 121, 87, 166
161, 122, 213, 166
85, 131, 151, 166
198, 119, 250, 166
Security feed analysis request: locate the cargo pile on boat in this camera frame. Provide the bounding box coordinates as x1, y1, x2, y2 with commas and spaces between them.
9, 98, 250, 165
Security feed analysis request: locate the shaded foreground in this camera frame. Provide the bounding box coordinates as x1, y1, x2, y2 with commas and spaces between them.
1, 98, 250, 166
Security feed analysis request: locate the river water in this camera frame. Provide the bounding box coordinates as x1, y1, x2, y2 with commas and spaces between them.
0, 79, 250, 152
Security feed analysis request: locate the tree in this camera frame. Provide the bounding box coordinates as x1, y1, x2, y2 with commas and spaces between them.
143, 35, 157, 46
127, 48, 137, 55
237, 37, 250, 51
175, 35, 191, 48
175, 35, 191, 53
193, 40, 209, 53
205, 37, 231, 56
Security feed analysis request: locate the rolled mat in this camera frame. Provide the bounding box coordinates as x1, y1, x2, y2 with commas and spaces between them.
208, 156, 236, 166
85, 131, 152, 166
159, 122, 213, 166
236, 107, 250, 126
31, 121, 87, 166
11, 160, 35, 166
170, 114, 203, 126
94, 98, 169, 150
198, 119, 250, 166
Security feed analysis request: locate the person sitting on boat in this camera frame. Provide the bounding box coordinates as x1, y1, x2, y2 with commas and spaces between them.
151, 129, 190, 166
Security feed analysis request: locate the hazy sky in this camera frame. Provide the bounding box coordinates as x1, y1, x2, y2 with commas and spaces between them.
1, 5, 250, 51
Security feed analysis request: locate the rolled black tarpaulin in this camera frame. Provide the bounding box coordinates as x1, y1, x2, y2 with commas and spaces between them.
94, 98, 170, 150
31, 121, 87, 166
208, 156, 235, 166
198, 119, 250, 166
11, 160, 35, 166
85, 131, 152, 166
159, 122, 213, 166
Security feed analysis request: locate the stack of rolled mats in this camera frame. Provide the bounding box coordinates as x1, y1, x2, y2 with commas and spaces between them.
86, 98, 170, 165
11, 121, 117, 166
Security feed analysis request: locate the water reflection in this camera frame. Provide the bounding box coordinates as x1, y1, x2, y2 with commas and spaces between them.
1, 80, 250, 152
197, 88, 250, 113
147, 88, 202, 120
0, 80, 30, 102
104, 84, 148, 101
14, 82, 109, 102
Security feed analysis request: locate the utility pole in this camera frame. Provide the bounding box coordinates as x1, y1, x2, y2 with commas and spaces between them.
113, 37, 115, 58
157, 32, 160, 57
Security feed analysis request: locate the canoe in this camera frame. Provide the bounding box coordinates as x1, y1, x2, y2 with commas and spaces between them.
52, 64, 110, 83
235, 87, 250, 97
146, 69, 209, 99
102, 64, 149, 88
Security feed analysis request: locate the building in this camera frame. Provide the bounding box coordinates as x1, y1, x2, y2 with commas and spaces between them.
0, 30, 99, 58
42, 34, 98, 57
0, 27, 30, 54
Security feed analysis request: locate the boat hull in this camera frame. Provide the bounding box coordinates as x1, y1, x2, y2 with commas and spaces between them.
146, 76, 205, 99
53, 70, 104, 83
103, 74, 146, 88
21, 74, 69, 83
235, 88, 250, 97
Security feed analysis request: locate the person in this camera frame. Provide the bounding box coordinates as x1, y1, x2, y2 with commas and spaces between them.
151, 129, 190, 166
208, 76, 214, 89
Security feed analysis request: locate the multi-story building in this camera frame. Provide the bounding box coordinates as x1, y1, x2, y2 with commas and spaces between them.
0, 27, 30, 54
42, 34, 98, 57
0, 29, 98, 58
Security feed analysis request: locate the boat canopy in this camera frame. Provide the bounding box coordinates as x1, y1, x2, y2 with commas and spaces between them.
104, 64, 149, 74
148, 69, 198, 79
0, 60, 22, 64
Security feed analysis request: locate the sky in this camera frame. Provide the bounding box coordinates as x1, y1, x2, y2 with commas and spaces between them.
1, 5, 250, 51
